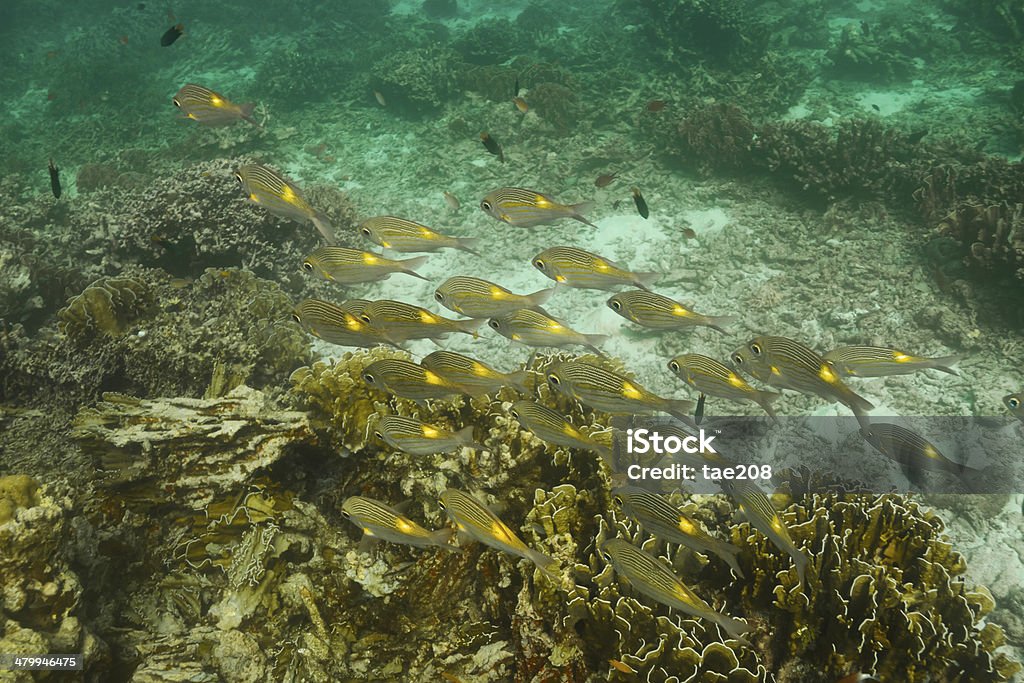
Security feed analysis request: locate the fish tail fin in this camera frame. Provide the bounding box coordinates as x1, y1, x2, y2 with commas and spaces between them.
239, 102, 261, 127
453, 425, 483, 451
400, 255, 430, 280
718, 616, 753, 647
526, 287, 556, 308
843, 384, 875, 416
756, 390, 782, 418
706, 314, 738, 334
722, 547, 746, 579
525, 548, 560, 581
930, 354, 962, 375
456, 236, 482, 256
583, 333, 609, 356
429, 527, 459, 551
311, 212, 336, 245
666, 398, 697, 422
455, 318, 486, 338
792, 549, 808, 586
633, 271, 660, 291
570, 201, 600, 229
506, 369, 531, 394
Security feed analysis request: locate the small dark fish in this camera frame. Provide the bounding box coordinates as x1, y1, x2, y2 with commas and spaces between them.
594, 172, 618, 188
905, 129, 928, 145
694, 393, 706, 425
682, 227, 696, 239
512, 97, 528, 113
373, 90, 387, 107
480, 133, 504, 163
646, 100, 666, 112
137, 2, 146, 9
870, 103, 880, 112
160, 23, 184, 46
611, 200, 622, 210
48, 159, 61, 199
632, 187, 649, 219
513, 76, 520, 97
860, 20, 870, 37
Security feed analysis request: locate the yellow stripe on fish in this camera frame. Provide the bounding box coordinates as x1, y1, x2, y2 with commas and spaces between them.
361, 358, 466, 404
532, 246, 658, 291
823, 346, 961, 377
434, 276, 554, 318
607, 290, 735, 333
546, 360, 694, 421
302, 246, 428, 284
358, 216, 479, 254
172, 83, 258, 126
480, 187, 598, 229
374, 414, 481, 455
668, 353, 779, 417
420, 350, 529, 396
487, 308, 607, 355
721, 479, 807, 585
360, 299, 483, 342
508, 399, 612, 461
235, 164, 335, 243
341, 496, 455, 550
860, 422, 973, 476
292, 298, 394, 348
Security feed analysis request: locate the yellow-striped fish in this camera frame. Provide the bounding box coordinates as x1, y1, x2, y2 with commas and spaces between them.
721, 479, 807, 585
292, 299, 395, 348
421, 350, 529, 396
235, 164, 335, 244
341, 496, 456, 550
302, 247, 428, 284
1005, 393, 1024, 424
546, 360, 694, 421
860, 422, 974, 477
361, 359, 466, 405
480, 187, 598, 229
599, 538, 751, 642
823, 346, 961, 377
608, 290, 735, 333
532, 246, 657, 291
374, 414, 482, 455
434, 276, 554, 319
611, 485, 744, 578
172, 84, 258, 126
359, 300, 483, 342
359, 216, 479, 255
487, 309, 607, 356
508, 399, 613, 461
668, 354, 780, 418
439, 488, 559, 579
730, 336, 874, 421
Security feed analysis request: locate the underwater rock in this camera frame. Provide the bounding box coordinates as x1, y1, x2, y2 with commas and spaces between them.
72, 385, 316, 510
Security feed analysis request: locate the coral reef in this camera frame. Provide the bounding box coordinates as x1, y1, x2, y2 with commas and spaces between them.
825, 21, 915, 82
937, 201, 1024, 279
670, 103, 756, 174
369, 46, 461, 115
528, 82, 581, 132
451, 18, 527, 65
56, 276, 152, 340
625, 0, 765, 66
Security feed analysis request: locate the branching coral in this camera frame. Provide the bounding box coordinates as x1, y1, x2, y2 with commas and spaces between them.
937, 201, 1024, 278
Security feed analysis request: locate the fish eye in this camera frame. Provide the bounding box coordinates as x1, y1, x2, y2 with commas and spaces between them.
434, 291, 444, 302
547, 374, 560, 386
1010, 398, 1021, 409
668, 360, 679, 373
302, 262, 313, 272
533, 259, 545, 270
732, 353, 744, 365
172, 98, 181, 108
610, 299, 622, 310
481, 201, 492, 212
509, 409, 520, 419
373, 431, 384, 439
359, 314, 372, 324
488, 319, 500, 329
750, 343, 762, 356
362, 372, 375, 383
341, 509, 351, 519
600, 551, 612, 563
361, 227, 371, 236
233, 173, 243, 184
290, 313, 301, 323
437, 499, 446, 510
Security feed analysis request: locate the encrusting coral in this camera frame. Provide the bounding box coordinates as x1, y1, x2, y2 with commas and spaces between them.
56, 276, 152, 340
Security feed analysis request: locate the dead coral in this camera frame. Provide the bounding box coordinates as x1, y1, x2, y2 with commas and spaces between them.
937, 201, 1024, 278
672, 103, 756, 174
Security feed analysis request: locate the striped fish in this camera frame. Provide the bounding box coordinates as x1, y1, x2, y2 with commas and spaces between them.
607, 290, 735, 333
1005, 393, 1024, 424
172, 84, 258, 126
438, 488, 559, 579
721, 479, 807, 585
292, 299, 395, 348
359, 300, 483, 342
546, 360, 694, 421
302, 246, 428, 284
359, 216, 479, 255
599, 538, 751, 642
823, 345, 961, 377
341, 496, 456, 550
861, 422, 974, 476
420, 350, 529, 397
235, 164, 335, 244
374, 414, 482, 455
361, 359, 466, 405
730, 336, 874, 422
532, 246, 657, 291
480, 187, 598, 229
611, 485, 744, 578
487, 309, 607, 356
508, 399, 613, 461
668, 354, 780, 418
434, 276, 554, 319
